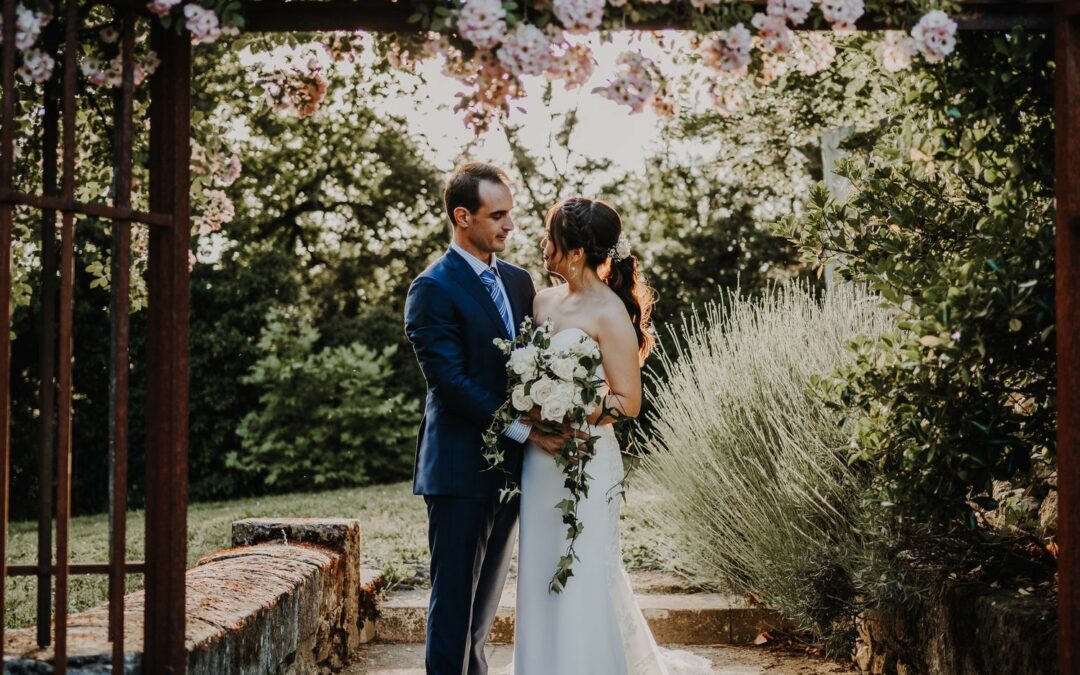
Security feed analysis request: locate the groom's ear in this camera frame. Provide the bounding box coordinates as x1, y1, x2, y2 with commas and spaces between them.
453, 206, 471, 229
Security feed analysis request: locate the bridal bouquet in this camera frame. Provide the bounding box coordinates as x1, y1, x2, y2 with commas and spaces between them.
483, 317, 607, 593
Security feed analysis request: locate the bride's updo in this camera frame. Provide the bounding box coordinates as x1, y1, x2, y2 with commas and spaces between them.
545, 197, 657, 362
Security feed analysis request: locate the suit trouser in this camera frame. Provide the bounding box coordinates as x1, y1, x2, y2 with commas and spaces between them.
425, 494, 519, 675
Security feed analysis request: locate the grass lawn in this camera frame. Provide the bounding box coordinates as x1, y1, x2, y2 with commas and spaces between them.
5, 479, 669, 629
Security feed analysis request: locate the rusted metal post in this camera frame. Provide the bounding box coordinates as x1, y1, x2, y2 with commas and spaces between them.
1057, 2, 1080, 674
53, 0, 80, 671
145, 20, 191, 675
36, 20, 61, 650
108, 9, 136, 666
0, 0, 15, 658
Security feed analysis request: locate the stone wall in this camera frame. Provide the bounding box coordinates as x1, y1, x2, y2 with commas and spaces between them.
854, 581, 1057, 675
4, 517, 383, 674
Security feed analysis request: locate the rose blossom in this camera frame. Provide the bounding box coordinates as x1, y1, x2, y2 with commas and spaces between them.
911, 10, 957, 63
529, 377, 557, 407
512, 385, 533, 412
197, 188, 235, 235
457, 0, 507, 50
17, 47, 53, 83
497, 23, 553, 76
568, 335, 601, 359
509, 344, 541, 380
766, 0, 811, 25
221, 154, 242, 186
553, 0, 604, 33
752, 13, 792, 54
879, 31, 914, 72
592, 51, 655, 112
818, 0, 864, 33
546, 42, 595, 89
701, 23, 751, 73
540, 381, 577, 422
453, 50, 525, 132
184, 4, 222, 44
14, 5, 48, 51
550, 355, 581, 382
146, 0, 181, 18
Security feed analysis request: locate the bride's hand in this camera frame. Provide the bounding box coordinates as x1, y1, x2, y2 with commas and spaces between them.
528, 420, 590, 456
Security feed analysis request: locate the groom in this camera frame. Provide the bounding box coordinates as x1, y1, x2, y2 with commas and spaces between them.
404, 162, 568, 675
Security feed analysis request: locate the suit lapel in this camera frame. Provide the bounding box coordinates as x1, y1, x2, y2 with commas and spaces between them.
445, 248, 512, 340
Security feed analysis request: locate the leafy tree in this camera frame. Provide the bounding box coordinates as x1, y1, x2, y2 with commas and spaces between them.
185, 36, 447, 497
228, 305, 419, 489
788, 31, 1056, 528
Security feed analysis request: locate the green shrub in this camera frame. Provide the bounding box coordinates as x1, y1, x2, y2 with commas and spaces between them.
638, 283, 893, 637
785, 32, 1055, 528
228, 307, 420, 490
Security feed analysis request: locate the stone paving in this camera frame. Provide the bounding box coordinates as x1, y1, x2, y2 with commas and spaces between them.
375, 571, 786, 646
345, 643, 856, 674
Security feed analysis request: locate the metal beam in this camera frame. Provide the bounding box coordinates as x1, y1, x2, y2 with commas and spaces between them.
1057, 3, 1080, 674
0, 190, 172, 227
6, 561, 147, 576
237, 0, 1054, 32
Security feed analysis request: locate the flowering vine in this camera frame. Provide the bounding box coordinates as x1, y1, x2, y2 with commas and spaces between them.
0, 0, 241, 89
395, 0, 960, 131
2, 0, 960, 131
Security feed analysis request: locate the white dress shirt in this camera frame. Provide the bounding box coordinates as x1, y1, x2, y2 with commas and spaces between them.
449, 242, 531, 444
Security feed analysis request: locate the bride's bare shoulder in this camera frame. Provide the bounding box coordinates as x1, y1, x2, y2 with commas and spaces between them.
534, 285, 562, 306
532, 285, 562, 319
594, 290, 634, 334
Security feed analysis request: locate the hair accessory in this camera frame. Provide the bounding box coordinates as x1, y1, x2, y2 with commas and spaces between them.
607, 235, 631, 263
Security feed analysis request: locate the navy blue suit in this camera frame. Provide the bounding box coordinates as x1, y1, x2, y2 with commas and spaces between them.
404, 247, 536, 675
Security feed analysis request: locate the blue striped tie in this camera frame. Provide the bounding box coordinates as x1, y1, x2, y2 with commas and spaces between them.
479, 268, 514, 338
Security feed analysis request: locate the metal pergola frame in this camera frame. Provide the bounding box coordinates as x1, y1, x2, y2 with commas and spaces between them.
0, 1, 1075, 674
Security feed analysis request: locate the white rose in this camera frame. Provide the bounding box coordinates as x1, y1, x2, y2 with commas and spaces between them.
529, 377, 557, 407
508, 344, 540, 380
511, 385, 533, 413
550, 355, 580, 382
569, 335, 601, 360
540, 381, 578, 422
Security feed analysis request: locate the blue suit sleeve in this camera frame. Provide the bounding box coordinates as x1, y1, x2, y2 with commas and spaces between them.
405, 276, 504, 429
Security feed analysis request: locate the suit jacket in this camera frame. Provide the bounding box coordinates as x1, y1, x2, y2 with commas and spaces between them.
404, 247, 537, 497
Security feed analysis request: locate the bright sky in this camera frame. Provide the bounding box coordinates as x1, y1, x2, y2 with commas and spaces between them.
386, 37, 662, 172
235, 32, 710, 191
365, 32, 696, 186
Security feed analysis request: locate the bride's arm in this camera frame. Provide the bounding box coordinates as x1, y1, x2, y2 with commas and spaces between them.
587, 306, 642, 425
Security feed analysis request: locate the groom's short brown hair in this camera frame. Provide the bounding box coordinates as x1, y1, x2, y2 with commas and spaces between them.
444, 162, 511, 229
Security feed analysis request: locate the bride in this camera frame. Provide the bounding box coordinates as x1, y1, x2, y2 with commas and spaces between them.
511, 197, 712, 674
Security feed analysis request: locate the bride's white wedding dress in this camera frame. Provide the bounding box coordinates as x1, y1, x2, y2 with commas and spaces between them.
510, 328, 713, 675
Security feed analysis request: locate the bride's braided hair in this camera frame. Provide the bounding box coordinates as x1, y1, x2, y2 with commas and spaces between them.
545, 197, 656, 362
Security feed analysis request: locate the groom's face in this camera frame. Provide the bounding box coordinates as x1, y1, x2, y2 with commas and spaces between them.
457, 180, 515, 255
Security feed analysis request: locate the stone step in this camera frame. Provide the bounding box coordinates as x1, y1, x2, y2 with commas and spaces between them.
373, 581, 787, 646
344, 642, 850, 674
360, 567, 389, 644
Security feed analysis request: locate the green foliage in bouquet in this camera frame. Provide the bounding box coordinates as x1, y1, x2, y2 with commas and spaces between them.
784, 31, 1055, 528
483, 317, 622, 593
228, 307, 420, 490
